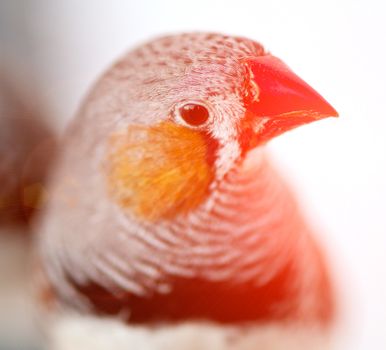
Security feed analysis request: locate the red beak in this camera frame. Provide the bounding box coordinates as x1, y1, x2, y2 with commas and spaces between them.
241, 55, 338, 146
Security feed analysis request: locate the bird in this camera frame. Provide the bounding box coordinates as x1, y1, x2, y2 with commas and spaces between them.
35, 33, 338, 350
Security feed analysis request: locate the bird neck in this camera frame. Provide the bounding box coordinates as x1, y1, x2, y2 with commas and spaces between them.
109, 147, 335, 325
177, 147, 304, 285
45, 148, 334, 326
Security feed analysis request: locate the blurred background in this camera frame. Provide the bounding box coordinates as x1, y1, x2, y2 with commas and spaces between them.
0, 0, 385, 349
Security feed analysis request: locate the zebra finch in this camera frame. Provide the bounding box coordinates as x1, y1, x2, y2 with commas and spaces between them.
35, 33, 338, 350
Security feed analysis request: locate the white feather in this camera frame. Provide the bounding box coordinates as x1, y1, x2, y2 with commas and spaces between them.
47, 313, 333, 350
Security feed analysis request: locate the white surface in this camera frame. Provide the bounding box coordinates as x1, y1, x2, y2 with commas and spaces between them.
1, 0, 385, 348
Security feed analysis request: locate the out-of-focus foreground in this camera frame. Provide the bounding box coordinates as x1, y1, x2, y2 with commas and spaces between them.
0, 74, 55, 349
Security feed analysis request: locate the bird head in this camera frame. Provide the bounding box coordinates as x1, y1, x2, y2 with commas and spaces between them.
97, 33, 337, 222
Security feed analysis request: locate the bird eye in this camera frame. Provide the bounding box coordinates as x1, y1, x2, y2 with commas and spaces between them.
177, 103, 210, 127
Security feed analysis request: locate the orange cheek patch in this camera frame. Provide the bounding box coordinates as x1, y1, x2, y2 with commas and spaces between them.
104, 122, 214, 221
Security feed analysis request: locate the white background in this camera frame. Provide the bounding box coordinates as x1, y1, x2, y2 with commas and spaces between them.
1, 0, 385, 348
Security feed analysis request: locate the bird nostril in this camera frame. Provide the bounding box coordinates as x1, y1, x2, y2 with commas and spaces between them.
241, 61, 260, 106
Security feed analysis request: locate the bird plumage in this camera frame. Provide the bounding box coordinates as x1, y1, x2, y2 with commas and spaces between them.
35, 33, 338, 349
48, 314, 332, 350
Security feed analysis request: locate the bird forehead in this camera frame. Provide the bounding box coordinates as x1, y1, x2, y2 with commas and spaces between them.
147, 33, 265, 60
119, 33, 265, 77
103, 33, 266, 110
